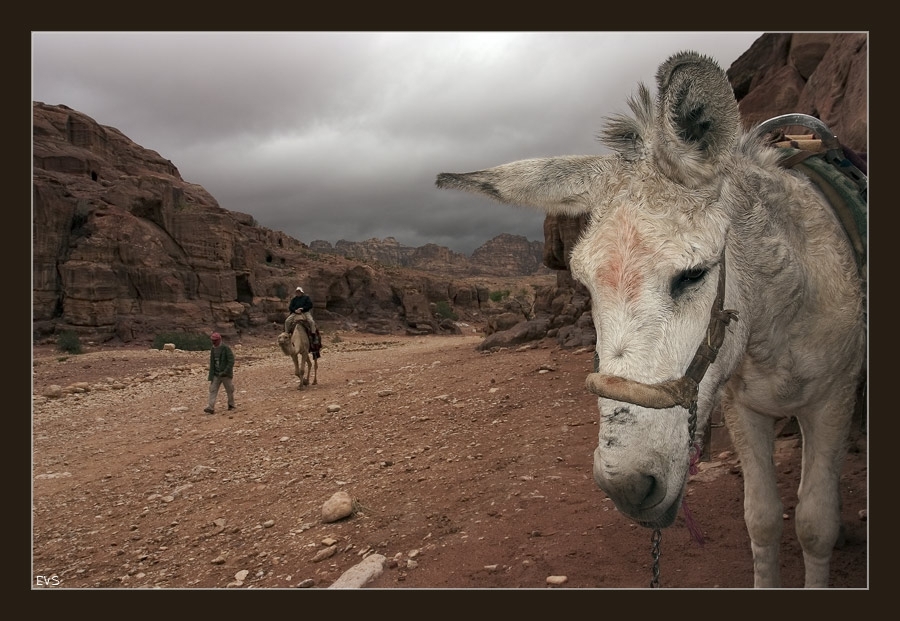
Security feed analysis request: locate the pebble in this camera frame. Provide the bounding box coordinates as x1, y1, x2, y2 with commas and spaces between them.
546, 575, 568, 585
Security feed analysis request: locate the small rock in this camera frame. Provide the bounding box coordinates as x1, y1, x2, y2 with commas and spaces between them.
262, 519, 275, 528
546, 575, 568, 585
326, 404, 341, 413
312, 545, 337, 562
322, 490, 354, 522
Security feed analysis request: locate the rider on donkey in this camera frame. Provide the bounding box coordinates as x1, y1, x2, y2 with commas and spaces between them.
284, 286, 319, 347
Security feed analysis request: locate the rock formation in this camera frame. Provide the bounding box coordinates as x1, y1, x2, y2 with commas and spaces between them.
727, 32, 867, 154
309, 233, 546, 277
32, 103, 502, 344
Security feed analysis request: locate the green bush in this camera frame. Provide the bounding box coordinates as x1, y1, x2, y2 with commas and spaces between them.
56, 330, 83, 354
489, 289, 510, 303
152, 332, 212, 351
435, 300, 457, 320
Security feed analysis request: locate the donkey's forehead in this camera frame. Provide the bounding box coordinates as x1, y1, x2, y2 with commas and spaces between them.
571, 189, 727, 274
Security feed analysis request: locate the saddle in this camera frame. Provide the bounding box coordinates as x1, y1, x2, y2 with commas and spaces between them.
757, 114, 867, 279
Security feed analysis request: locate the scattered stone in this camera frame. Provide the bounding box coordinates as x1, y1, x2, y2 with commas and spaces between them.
328, 554, 386, 588
262, 519, 275, 528
546, 575, 568, 585
312, 545, 337, 562
322, 490, 354, 522
35, 471, 72, 480
234, 569, 249, 584
326, 404, 341, 413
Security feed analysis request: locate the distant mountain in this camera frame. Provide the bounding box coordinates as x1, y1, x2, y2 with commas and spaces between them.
309, 233, 548, 277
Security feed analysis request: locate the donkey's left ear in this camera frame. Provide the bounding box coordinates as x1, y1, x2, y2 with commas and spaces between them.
653, 51, 741, 187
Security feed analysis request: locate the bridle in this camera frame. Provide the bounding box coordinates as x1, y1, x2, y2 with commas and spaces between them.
584, 254, 738, 587
585, 254, 738, 410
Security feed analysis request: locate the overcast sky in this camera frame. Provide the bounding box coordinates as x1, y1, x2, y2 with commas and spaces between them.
32, 32, 763, 254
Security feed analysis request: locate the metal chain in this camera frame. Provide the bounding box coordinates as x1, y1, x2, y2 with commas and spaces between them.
650, 399, 700, 588
650, 529, 662, 588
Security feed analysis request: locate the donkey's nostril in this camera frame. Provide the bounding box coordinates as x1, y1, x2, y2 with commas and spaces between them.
621, 473, 661, 510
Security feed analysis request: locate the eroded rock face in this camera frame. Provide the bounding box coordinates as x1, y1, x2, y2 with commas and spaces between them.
311, 233, 546, 277
727, 32, 867, 154
32, 103, 484, 343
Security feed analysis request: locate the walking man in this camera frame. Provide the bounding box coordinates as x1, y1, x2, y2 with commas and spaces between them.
204, 331, 235, 414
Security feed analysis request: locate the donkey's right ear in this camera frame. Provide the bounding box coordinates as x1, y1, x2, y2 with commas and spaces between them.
652, 50, 740, 187
436, 155, 614, 217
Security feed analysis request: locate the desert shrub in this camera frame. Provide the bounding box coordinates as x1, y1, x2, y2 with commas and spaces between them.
435, 300, 458, 320
152, 332, 212, 351
489, 289, 510, 303
56, 330, 83, 354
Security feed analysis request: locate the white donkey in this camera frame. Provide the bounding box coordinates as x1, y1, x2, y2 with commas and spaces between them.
436, 51, 866, 588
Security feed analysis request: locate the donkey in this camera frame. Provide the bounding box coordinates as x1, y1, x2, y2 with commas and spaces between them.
278, 325, 317, 389
436, 51, 866, 588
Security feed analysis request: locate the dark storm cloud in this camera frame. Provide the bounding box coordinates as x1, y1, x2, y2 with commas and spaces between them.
32, 31, 763, 254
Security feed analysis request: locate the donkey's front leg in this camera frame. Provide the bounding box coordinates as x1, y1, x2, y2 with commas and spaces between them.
724, 400, 783, 587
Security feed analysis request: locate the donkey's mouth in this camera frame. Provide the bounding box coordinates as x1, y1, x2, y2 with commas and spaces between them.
593, 449, 687, 529
635, 499, 682, 530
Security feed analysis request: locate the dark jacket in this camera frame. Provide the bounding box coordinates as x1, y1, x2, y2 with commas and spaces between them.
208, 344, 235, 380
289, 293, 313, 314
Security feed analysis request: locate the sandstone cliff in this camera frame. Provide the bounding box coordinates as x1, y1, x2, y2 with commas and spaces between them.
32, 102, 497, 344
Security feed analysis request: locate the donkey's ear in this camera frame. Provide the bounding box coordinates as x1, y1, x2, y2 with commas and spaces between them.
436, 155, 614, 217
653, 51, 740, 187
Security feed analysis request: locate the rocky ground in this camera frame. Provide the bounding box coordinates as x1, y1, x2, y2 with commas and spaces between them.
31, 324, 868, 590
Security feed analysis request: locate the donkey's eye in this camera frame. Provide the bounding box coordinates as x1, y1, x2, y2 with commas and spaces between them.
671, 266, 707, 296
